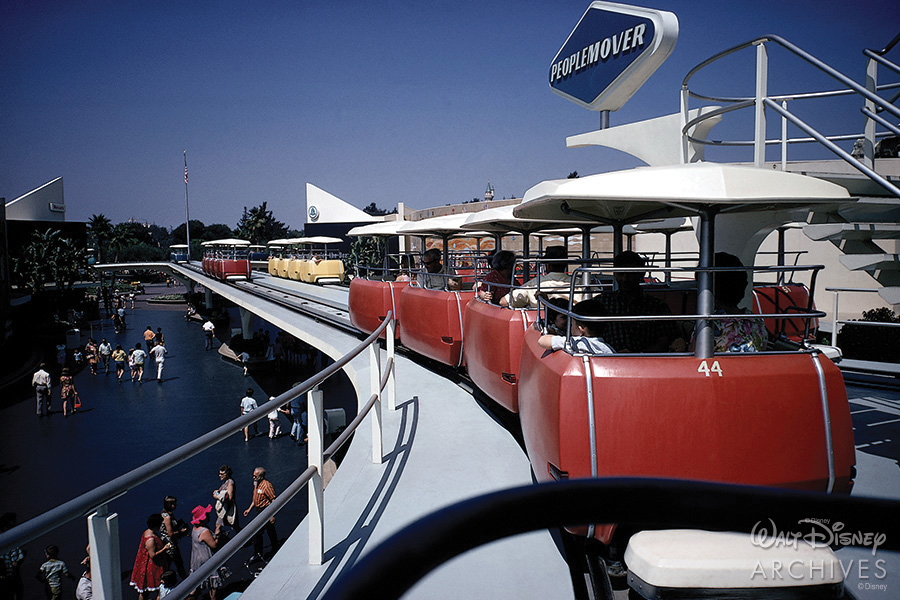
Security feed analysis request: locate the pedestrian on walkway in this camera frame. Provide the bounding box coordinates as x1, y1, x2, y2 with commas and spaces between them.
98, 338, 112, 374
143, 326, 156, 348
132, 343, 147, 383
242, 467, 278, 561
33, 363, 52, 417
240, 389, 258, 442
60, 368, 79, 417
267, 398, 282, 439
36, 544, 75, 600
203, 320, 215, 351
188, 505, 221, 599
85, 339, 99, 375
112, 345, 127, 381
239, 350, 250, 377
150, 342, 167, 381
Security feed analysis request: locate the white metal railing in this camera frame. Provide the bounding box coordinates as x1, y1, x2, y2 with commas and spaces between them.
681, 34, 900, 199
0, 312, 396, 600
827, 287, 900, 346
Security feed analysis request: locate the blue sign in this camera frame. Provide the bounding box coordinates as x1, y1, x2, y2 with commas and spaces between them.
549, 2, 678, 112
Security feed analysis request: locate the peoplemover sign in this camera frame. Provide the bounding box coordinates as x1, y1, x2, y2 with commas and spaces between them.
549, 2, 678, 111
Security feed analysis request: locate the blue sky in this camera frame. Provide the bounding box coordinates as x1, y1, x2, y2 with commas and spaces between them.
1, 0, 897, 229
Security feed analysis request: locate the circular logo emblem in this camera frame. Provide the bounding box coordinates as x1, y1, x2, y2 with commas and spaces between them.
308, 205, 319, 222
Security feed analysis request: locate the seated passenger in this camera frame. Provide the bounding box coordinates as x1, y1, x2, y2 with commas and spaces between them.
500, 246, 571, 308
597, 251, 678, 353
417, 248, 460, 291
544, 296, 570, 335
539, 300, 615, 355
477, 250, 519, 304
692, 252, 768, 353
395, 255, 412, 282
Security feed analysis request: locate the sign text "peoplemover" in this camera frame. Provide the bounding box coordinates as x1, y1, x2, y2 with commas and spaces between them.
550, 24, 646, 83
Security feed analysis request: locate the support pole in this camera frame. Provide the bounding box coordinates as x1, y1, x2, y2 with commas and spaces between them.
754, 42, 768, 168
307, 387, 324, 565
204, 288, 213, 310
386, 317, 396, 411
239, 307, 253, 340
695, 208, 717, 359
87, 506, 121, 600
369, 342, 383, 464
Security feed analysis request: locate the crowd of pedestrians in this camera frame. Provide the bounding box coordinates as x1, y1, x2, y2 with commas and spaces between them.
125, 464, 279, 599
16, 281, 316, 598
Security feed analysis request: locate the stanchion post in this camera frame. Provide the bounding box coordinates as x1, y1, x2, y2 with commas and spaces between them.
387, 317, 396, 411
87, 505, 122, 600
307, 387, 324, 565
370, 341, 383, 464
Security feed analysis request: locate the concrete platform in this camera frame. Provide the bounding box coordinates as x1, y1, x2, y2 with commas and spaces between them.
240, 352, 572, 600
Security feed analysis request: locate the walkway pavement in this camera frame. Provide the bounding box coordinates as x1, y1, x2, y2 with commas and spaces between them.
241, 350, 573, 600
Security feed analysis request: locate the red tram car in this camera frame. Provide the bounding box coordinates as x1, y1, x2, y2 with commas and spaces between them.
201, 239, 251, 281
511, 163, 857, 543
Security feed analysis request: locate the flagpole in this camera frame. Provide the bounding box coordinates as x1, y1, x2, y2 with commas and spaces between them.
183, 150, 191, 262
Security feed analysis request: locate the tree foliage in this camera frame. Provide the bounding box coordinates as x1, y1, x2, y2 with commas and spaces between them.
12, 229, 90, 294
235, 202, 288, 244
362, 202, 397, 216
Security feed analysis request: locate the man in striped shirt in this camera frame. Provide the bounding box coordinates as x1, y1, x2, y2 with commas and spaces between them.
243, 467, 278, 560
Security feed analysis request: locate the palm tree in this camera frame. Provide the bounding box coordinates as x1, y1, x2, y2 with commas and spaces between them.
88, 214, 113, 263
108, 223, 138, 262
236, 202, 287, 244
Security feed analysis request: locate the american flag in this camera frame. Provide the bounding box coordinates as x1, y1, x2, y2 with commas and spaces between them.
184, 166, 189, 184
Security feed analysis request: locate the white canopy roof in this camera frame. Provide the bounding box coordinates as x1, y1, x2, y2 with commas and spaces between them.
633, 217, 694, 233
201, 238, 250, 247
347, 221, 407, 237
460, 203, 595, 234
304, 236, 344, 245
398, 213, 490, 237
515, 163, 853, 223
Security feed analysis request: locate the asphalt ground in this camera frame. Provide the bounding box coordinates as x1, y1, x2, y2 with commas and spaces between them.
0, 283, 354, 600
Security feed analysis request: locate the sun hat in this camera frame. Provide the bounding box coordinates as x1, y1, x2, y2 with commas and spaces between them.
190, 504, 213, 525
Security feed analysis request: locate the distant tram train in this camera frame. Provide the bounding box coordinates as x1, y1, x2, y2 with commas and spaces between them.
266, 237, 346, 285
201, 238, 252, 281
346, 164, 855, 564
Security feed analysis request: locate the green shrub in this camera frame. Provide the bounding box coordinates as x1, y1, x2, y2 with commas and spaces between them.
836, 307, 900, 363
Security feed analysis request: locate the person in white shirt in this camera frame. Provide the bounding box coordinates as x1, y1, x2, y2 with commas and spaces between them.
131, 343, 147, 383
98, 339, 112, 374
240, 389, 259, 442
538, 300, 616, 355
500, 246, 573, 309
150, 342, 168, 381
32, 363, 52, 416
203, 320, 215, 351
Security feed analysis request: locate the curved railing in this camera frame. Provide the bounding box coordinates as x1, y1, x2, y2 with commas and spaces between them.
319, 478, 900, 600
680, 34, 900, 199
0, 312, 397, 600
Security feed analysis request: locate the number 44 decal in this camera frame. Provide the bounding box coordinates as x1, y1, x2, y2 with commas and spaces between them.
697, 360, 723, 377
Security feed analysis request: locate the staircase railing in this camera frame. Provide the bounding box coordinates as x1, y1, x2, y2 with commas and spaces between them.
680, 34, 900, 200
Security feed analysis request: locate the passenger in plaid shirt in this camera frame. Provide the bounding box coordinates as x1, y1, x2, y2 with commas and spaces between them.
597, 251, 679, 353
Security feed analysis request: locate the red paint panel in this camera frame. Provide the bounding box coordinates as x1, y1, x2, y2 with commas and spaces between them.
518, 327, 855, 542
463, 299, 536, 412
398, 286, 474, 366
348, 278, 405, 340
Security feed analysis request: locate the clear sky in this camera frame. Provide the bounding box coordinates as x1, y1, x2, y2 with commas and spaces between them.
1, 0, 897, 230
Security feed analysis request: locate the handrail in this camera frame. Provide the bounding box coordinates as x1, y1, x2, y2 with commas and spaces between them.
0, 310, 396, 600
321, 478, 900, 600
826, 287, 900, 346
680, 33, 900, 193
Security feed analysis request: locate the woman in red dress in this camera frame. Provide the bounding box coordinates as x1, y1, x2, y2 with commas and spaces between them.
130, 513, 171, 599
